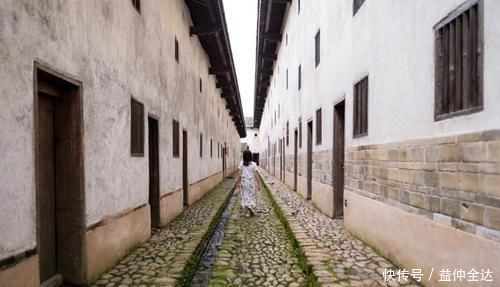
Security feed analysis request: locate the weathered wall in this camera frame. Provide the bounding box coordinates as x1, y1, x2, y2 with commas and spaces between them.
257, 0, 500, 279
0, 0, 241, 263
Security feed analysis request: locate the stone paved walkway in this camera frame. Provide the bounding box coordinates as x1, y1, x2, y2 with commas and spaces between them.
91, 177, 237, 287
208, 182, 306, 287
258, 169, 420, 287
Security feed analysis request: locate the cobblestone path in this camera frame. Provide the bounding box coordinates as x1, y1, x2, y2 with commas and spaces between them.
208, 182, 306, 286
259, 169, 420, 287
91, 177, 237, 287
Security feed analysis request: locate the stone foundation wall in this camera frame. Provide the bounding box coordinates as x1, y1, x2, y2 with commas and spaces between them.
345, 129, 500, 242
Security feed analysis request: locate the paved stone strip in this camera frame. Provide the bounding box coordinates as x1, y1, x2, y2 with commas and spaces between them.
208, 182, 307, 287
91, 177, 237, 287
258, 169, 420, 287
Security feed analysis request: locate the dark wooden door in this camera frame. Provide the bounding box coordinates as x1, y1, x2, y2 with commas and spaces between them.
294, 129, 298, 191
333, 101, 345, 217
148, 117, 160, 227
37, 93, 58, 283
183, 130, 188, 206
307, 121, 313, 200
282, 137, 286, 182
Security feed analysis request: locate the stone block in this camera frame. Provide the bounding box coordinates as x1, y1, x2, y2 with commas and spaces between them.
424, 171, 439, 187
427, 196, 441, 212
425, 146, 440, 162
461, 142, 487, 163
440, 198, 460, 218
439, 172, 460, 191
484, 207, 500, 230
482, 174, 500, 198
460, 172, 480, 193
409, 192, 425, 209
460, 203, 485, 225
487, 141, 500, 162
440, 144, 462, 162
451, 218, 476, 233
387, 188, 399, 200
398, 189, 410, 205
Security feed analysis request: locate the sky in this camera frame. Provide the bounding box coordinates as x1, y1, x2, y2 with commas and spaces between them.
222, 0, 258, 118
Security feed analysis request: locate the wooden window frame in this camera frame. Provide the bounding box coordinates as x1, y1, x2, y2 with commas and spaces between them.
353, 0, 366, 16
286, 121, 290, 146
172, 119, 180, 158
434, 0, 483, 121
200, 133, 203, 158
131, 0, 141, 14
131, 97, 145, 156
315, 30, 321, 68
316, 108, 322, 145
353, 76, 369, 138
298, 65, 302, 91
298, 117, 302, 148
175, 37, 179, 63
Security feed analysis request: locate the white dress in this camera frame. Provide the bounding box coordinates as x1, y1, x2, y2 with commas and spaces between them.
239, 161, 257, 208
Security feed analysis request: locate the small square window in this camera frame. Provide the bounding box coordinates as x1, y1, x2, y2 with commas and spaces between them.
353, 76, 368, 137
172, 119, 180, 157
131, 98, 144, 156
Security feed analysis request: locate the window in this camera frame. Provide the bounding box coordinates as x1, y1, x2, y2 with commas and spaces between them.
286, 121, 289, 146
210, 139, 213, 158
298, 65, 302, 91
353, 76, 368, 137
200, 133, 203, 158
434, 1, 482, 120
175, 37, 179, 63
131, 0, 141, 13
315, 30, 321, 67
316, 108, 322, 144
172, 119, 180, 157
286, 33, 288, 46
218, 142, 220, 158
278, 104, 280, 119
131, 98, 144, 156
200, 78, 202, 93
353, 0, 366, 16
298, 0, 301, 14
286, 69, 289, 90
298, 117, 302, 148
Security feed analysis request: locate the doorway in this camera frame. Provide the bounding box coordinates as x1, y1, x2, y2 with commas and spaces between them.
183, 130, 188, 206
294, 129, 298, 191
282, 137, 286, 182
307, 121, 313, 200
148, 117, 160, 227
35, 64, 85, 285
333, 101, 345, 217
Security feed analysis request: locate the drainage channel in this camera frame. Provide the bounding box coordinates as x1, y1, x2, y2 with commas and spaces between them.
190, 187, 240, 286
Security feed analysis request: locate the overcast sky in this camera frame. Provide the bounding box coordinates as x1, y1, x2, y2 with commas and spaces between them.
223, 0, 258, 118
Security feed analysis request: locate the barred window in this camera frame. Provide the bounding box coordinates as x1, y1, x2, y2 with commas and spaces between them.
131, 98, 144, 156
434, 1, 483, 120
353, 76, 368, 137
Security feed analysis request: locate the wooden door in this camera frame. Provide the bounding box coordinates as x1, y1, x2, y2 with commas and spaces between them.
148, 117, 160, 227
294, 129, 298, 191
333, 101, 345, 217
35, 65, 85, 285
307, 121, 313, 200
37, 93, 57, 283
183, 130, 188, 206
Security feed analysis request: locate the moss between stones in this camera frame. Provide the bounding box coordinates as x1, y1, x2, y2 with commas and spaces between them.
257, 172, 321, 287
175, 174, 238, 287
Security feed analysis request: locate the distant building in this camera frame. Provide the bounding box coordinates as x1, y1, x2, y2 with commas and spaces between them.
241, 117, 260, 165
255, 0, 500, 285
0, 0, 245, 286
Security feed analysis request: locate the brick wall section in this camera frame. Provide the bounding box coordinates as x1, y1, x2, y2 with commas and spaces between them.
345, 130, 500, 242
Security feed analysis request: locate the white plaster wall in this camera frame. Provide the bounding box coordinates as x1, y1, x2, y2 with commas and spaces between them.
241, 128, 260, 153
258, 0, 500, 159
0, 0, 241, 260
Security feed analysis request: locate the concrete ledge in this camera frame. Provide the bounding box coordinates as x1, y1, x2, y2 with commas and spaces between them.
0, 255, 38, 287
345, 190, 500, 287
85, 205, 151, 283
159, 189, 184, 226
188, 172, 224, 206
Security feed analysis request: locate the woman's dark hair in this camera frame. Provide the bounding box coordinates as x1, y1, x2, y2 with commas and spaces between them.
243, 150, 252, 166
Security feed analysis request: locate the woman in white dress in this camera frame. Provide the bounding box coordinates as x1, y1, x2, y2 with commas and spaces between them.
238, 149, 257, 217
